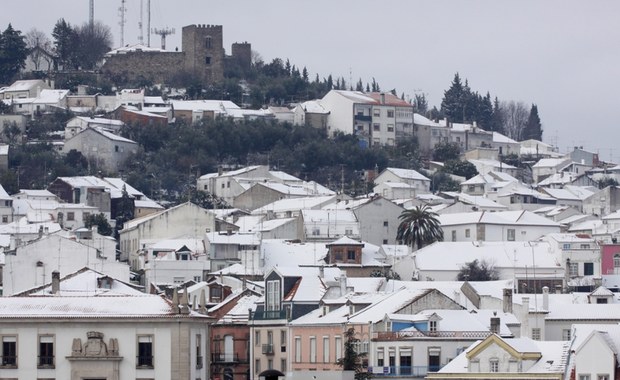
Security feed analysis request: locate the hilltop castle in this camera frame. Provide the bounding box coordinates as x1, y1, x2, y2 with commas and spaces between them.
101, 24, 251, 86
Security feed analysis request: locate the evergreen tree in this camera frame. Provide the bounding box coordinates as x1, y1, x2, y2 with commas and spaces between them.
326, 74, 333, 90
371, 77, 379, 92
477, 92, 494, 130
365, 83, 370, 92
84, 213, 113, 236
52, 18, 77, 68
336, 327, 371, 380
0, 24, 28, 84
441, 73, 466, 123
457, 259, 499, 281
488, 96, 505, 133
302, 66, 309, 82
523, 103, 543, 141
355, 78, 363, 91
284, 58, 291, 76
414, 93, 428, 114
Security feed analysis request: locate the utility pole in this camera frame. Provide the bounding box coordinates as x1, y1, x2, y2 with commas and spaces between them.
138, 0, 144, 45
147, 0, 151, 47
89, 0, 94, 28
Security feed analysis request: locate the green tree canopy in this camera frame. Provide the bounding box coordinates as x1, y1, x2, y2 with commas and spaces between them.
336, 327, 371, 380
0, 24, 28, 84
396, 205, 444, 250
457, 259, 499, 281
523, 103, 543, 141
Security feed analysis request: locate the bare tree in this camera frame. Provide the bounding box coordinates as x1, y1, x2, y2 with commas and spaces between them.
25, 28, 53, 71
501, 100, 529, 141
74, 21, 113, 70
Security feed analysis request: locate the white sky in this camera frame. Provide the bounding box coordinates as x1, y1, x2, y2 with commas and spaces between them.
3, 0, 620, 161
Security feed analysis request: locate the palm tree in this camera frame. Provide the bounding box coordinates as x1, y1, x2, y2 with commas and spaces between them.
396, 205, 444, 250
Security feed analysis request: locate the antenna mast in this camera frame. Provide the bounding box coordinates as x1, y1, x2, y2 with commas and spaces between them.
138, 0, 144, 45
118, 0, 127, 47
89, 0, 94, 28
147, 0, 151, 47
152, 27, 175, 50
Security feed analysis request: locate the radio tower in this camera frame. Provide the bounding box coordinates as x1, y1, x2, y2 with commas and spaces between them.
118, 0, 127, 47
138, 0, 144, 45
152, 27, 175, 50
89, 0, 94, 28
147, 0, 151, 46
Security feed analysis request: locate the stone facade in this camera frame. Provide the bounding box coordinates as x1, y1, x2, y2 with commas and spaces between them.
102, 24, 251, 86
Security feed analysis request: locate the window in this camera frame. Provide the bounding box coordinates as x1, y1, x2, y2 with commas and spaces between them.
465, 229, 470, 238
294, 337, 301, 363
196, 334, 203, 369
255, 358, 261, 374
38, 335, 54, 368
584, 262, 594, 276
281, 358, 287, 372
205, 36, 212, 49
399, 348, 412, 375
268, 359, 273, 369
335, 336, 342, 361
1, 336, 17, 367
580, 244, 590, 249
562, 329, 571, 341
323, 336, 330, 363
345, 229, 353, 236
373, 109, 380, 117
205, 56, 211, 65
312, 228, 320, 236
429, 320, 437, 332
507, 229, 515, 241
137, 335, 154, 368
347, 250, 356, 261
383, 221, 389, 227
115, 145, 119, 152
376, 348, 384, 367
1, 216, 7, 223
280, 330, 287, 346
387, 110, 394, 118
490, 358, 499, 372
67, 212, 75, 221
266, 280, 280, 311
451, 230, 456, 242
578, 376, 590, 380
310, 337, 316, 363
531, 328, 541, 341
569, 262, 579, 277
563, 243, 571, 250
373, 124, 380, 131
614, 254, 620, 268
387, 124, 394, 132
383, 239, 388, 244
598, 375, 610, 380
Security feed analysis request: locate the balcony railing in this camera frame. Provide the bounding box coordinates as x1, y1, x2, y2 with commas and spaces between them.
250, 309, 288, 321
354, 114, 371, 122
212, 353, 246, 363
370, 365, 443, 377
373, 330, 492, 341
262, 344, 274, 355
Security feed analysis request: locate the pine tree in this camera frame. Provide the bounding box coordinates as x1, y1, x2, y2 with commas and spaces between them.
488, 96, 505, 133
355, 78, 363, 91
441, 73, 466, 123
371, 77, 379, 92
284, 58, 291, 76
52, 18, 77, 69
523, 104, 543, 141
0, 24, 28, 83
477, 92, 494, 130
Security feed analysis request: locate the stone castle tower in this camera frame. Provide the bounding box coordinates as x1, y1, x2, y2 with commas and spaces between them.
102, 24, 251, 86
182, 24, 226, 83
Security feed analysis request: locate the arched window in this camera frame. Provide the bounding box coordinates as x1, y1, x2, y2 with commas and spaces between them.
614, 254, 620, 268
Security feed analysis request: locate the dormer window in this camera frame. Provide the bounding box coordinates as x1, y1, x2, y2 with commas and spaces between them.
266, 280, 280, 311
429, 320, 437, 332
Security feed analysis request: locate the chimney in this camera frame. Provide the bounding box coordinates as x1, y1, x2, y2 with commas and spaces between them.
502, 288, 513, 313
490, 313, 500, 335
319, 266, 324, 278
218, 166, 223, 176
339, 273, 347, 296
38, 225, 44, 239
521, 297, 530, 337
199, 288, 207, 314
380, 93, 385, 104
51, 270, 60, 294
542, 286, 549, 310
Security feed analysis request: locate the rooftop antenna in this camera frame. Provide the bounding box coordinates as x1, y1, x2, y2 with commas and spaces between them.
152, 27, 175, 50
118, 0, 127, 47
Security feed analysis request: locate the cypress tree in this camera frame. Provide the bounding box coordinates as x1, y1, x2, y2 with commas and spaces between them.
523, 104, 543, 141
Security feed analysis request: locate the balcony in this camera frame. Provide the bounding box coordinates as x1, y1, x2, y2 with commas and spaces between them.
354, 114, 371, 122
371, 365, 443, 377
373, 330, 491, 341
250, 309, 288, 321
262, 344, 274, 355
212, 353, 245, 363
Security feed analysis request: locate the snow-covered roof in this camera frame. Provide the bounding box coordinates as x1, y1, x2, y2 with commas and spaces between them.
533, 157, 569, 168
438, 210, 561, 228
215, 294, 260, 324
106, 44, 167, 55
492, 131, 518, 144
251, 195, 338, 215
73, 116, 125, 127
414, 241, 561, 271
2, 79, 46, 92
33, 89, 69, 104
299, 100, 328, 114
385, 167, 431, 181
206, 232, 260, 245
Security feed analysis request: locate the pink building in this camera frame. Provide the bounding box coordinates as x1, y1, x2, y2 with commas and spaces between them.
601, 243, 620, 275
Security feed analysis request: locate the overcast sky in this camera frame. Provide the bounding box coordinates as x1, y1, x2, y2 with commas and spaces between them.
3, 1, 619, 161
